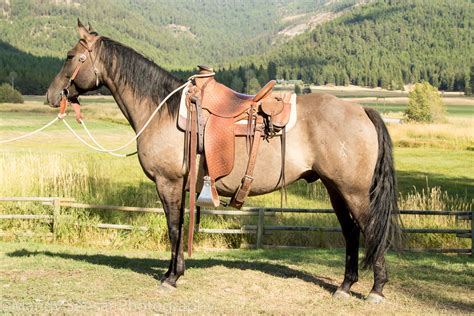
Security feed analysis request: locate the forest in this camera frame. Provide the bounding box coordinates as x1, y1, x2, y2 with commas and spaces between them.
0, 0, 472, 94
217, 0, 473, 94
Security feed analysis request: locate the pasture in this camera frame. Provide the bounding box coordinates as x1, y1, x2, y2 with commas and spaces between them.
0, 93, 473, 314
1, 242, 473, 314
0, 95, 472, 250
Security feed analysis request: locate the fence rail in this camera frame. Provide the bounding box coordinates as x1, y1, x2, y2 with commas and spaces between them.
0, 197, 472, 256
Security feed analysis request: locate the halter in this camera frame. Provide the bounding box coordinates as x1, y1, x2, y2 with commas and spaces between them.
58, 39, 100, 122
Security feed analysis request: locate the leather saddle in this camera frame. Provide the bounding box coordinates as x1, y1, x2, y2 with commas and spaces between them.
185, 66, 292, 210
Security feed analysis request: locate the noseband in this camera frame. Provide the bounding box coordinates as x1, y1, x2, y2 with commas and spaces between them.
59, 39, 100, 121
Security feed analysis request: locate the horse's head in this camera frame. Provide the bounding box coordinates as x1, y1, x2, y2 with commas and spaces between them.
46, 19, 102, 107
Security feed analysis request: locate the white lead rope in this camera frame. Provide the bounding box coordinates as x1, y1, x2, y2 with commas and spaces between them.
61, 119, 128, 157
61, 72, 214, 156
0, 117, 59, 144
0, 72, 214, 155
68, 80, 190, 154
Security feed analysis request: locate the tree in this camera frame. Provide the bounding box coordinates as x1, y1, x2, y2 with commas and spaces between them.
294, 84, 302, 95
267, 61, 277, 80
0, 83, 24, 103
230, 76, 244, 93
405, 82, 445, 123
9, 71, 17, 91
247, 78, 261, 94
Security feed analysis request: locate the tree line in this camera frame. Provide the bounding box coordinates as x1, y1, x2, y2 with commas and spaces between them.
1, 0, 471, 94
215, 0, 473, 94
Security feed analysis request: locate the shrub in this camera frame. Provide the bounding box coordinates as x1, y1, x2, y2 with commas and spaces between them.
294, 84, 302, 95
0, 83, 24, 103
302, 85, 312, 94
405, 82, 445, 123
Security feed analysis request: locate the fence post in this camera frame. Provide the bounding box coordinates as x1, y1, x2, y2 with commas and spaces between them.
52, 198, 61, 241
257, 208, 265, 249
471, 209, 473, 258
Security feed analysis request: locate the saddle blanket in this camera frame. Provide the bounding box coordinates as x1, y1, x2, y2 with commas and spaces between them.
178, 85, 298, 133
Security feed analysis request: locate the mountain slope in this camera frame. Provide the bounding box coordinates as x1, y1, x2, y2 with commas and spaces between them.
0, 0, 370, 94
261, 0, 472, 91
0, 0, 364, 69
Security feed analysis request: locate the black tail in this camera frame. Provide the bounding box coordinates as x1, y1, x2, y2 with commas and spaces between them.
362, 108, 401, 269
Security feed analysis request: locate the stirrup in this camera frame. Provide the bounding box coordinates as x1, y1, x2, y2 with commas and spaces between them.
196, 176, 220, 208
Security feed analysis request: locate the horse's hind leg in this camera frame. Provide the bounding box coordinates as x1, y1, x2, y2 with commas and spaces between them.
366, 255, 388, 303
329, 186, 389, 302
155, 175, 186, 287
326, 186, 360, 298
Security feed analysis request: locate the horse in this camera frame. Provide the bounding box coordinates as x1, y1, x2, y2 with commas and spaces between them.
46, 20, 400, 303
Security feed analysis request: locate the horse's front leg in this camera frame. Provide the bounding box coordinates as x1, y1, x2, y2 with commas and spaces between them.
155, 175, 186, 287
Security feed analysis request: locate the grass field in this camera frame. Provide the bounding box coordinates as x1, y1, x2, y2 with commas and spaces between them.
0, 95, 472, 249
0, 241, 472, 314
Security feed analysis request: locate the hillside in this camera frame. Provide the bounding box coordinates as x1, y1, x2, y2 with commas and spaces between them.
1, 0, 471, 94
0, 1, 366, 63
260, 0, 473, 92
0, 0, 368, 94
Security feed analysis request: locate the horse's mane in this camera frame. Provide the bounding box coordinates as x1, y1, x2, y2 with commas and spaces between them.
97, 37, 184, 117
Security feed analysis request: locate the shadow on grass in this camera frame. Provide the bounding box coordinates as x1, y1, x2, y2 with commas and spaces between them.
285, 170, 473, 203
6, 249, 473, 311
6, 249, 360, 299
396, 170, 473, 200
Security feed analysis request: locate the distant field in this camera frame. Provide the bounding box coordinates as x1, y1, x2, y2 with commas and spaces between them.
361, 103, 474, 117
1, 95, 472, 201
0, 95, 472, 249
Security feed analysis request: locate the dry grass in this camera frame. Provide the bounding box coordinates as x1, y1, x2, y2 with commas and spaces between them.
388, 117, 474, 150
1, 98, 472, 250
0, 241, 472, 314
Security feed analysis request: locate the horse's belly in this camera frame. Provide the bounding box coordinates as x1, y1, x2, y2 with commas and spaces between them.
214, 134, 310, 197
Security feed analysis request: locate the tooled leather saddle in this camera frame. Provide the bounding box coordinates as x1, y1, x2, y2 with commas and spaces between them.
183, 65, 292, 255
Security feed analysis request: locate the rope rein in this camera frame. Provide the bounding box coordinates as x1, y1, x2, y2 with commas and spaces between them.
0, 72, 215, 157
0, 117, 59, 144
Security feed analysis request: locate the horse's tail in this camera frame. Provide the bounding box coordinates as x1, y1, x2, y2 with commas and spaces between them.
362, 107, 401, 269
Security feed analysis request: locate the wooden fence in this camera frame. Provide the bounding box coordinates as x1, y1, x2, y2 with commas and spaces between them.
0, 197, 472, 256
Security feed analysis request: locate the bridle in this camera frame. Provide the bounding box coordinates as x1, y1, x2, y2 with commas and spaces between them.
58, 37, 100, 122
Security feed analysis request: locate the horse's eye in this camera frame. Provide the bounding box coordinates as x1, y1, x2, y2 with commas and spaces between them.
66, 54, 74, 60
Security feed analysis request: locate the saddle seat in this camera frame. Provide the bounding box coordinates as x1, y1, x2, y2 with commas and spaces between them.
195, 77, 275, 118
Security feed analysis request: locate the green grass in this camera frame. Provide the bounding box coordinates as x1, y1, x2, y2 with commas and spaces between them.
0, 241, 472, 314
362, 103, 474, 117
395, 147, 473, 199
0, 98, 472, 250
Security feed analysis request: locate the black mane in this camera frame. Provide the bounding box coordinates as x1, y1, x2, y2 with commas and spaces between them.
98, 37, 184, 117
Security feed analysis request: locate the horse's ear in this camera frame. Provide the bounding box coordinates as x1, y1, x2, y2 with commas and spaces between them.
77, 18, 98, 41
87, 22, 98, 36
77, 18, 90, 40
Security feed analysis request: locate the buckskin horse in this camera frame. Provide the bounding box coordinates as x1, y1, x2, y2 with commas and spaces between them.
46, 20, 400, 303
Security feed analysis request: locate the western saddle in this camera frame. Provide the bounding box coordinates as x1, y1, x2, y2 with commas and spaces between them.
185, 65, 292, 254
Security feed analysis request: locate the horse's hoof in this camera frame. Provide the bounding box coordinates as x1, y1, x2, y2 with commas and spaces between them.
159, 281, 177, 292
332, 289, 351, 299
365, 292, 385, 304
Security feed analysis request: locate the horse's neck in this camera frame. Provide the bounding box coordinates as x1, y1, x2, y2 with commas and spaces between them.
103, 75, 176, 134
